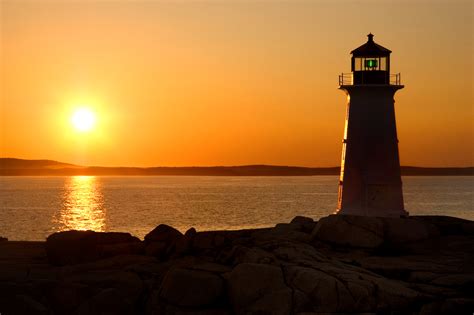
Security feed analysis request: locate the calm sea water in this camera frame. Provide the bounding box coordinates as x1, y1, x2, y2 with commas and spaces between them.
0, 176, 472, 241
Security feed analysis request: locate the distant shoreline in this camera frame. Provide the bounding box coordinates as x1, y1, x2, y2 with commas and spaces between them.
0, 158, 472, 176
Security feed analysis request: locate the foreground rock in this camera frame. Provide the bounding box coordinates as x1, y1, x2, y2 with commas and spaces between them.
228, 263, 292, 315
0, 214, 473, 315
311, 214, 440, 250
160, 267, 224, 307
46, 230, 143, 265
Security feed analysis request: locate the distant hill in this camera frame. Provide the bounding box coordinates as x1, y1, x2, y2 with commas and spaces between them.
0, 158, 472, 176
0, 158, 80, 170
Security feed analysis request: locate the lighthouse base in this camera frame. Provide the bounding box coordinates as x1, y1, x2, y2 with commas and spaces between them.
336, 207, 409, 218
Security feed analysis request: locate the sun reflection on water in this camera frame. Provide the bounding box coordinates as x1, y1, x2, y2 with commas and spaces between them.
54, 176, 106, 232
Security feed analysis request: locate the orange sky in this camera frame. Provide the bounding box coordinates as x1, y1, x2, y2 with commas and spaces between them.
1, 0, 472, 167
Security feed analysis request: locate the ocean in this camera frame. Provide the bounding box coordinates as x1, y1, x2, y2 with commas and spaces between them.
0, 176, 472, 241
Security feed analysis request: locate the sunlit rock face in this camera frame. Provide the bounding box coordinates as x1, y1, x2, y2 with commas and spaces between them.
1, 215, 473, 314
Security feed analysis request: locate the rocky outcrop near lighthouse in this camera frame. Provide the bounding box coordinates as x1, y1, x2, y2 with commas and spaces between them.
0, 214, 473, 314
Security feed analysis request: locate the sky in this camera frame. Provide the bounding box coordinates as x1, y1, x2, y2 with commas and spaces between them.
0, 0, 472, 167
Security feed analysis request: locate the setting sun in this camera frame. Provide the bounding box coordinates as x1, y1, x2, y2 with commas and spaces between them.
71, 108, 96, 132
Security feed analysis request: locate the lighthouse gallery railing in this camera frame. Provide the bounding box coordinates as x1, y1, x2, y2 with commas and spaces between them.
338, 73, 401, 86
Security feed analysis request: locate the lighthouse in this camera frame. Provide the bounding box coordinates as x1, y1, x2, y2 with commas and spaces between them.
337, 33, 408, 217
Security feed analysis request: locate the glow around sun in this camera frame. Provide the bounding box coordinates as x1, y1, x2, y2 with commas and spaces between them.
71, 107, 96, 132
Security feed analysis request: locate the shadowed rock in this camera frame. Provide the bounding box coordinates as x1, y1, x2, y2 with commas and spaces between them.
145, 224, 182, 244
383, 217, 439, 246
290, 215, 317, 232
312, 215, 385, 248
46, 230, 143, 265
160, 267, 224, 307
6, 294, 50, 315
1, 214, 472, 314
411, 215, 474, 235
75, 288, 134, 315
312, 215, 440, 250
144, 224, 185, 260
227, 263, 292, 315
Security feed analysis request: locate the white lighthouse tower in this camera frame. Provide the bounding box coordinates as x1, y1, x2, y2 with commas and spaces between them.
337, 33, 408, 217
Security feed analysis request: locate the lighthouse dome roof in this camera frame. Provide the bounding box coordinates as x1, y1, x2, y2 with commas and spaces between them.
351, 33, 391, 57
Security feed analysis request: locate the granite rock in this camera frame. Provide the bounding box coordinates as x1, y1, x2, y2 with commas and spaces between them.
46, 230, 142, 265
160, 267, 224, 307
2, 215, 472, 314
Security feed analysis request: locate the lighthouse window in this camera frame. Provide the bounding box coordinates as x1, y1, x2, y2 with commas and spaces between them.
354, 57, 388, 71
380, 57, 387, 70
355, 57, 363, 71
365, 59, 378, 69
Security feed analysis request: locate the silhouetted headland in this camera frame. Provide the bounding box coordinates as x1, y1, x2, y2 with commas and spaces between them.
1, 158, 472, 176
0, 214, 473, 314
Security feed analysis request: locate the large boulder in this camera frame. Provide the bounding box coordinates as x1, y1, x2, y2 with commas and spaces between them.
411, 216, 474, 236
145, 224, 182, 244
290, 216, 317, 233
46, 230, 143, 265
286, 265, 370, 312
159, 268, 224, 307
145, 241, 168, 257
144, 224, 184, 259
312, 215, 440, 249
383, 217, 439, 245
285, 264, 420, 313
312, 215, 384, 249
226, 263, 292, 315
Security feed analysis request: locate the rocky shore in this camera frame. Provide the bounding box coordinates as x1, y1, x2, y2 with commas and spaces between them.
0, 215, 473, 315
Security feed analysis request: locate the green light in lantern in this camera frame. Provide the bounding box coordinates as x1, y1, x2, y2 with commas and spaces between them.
365, 59, 378, 68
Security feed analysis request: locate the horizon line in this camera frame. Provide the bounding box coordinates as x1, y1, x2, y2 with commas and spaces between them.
1, 157, 473, 169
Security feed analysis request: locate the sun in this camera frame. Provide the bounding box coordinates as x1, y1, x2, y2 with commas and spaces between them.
71, 108, 96, 132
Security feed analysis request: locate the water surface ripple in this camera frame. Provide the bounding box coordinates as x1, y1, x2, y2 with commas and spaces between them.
0, 176, 472, 240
